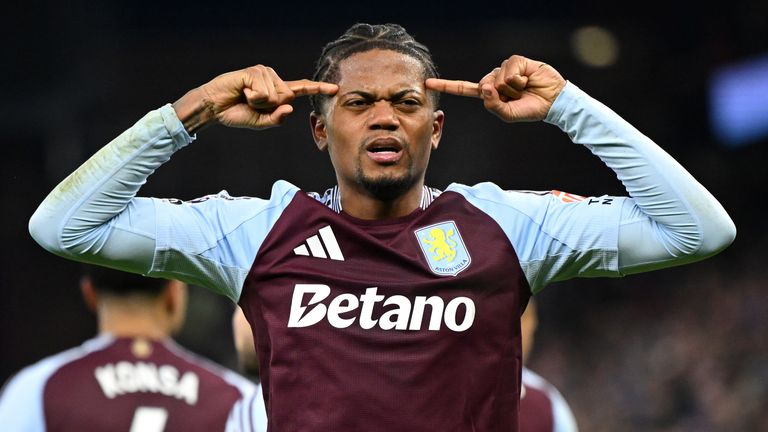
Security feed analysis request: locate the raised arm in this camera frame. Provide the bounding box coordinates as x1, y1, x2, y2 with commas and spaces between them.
29, 66, 337, 277
426, 55, 565, 123
427, 55, 735, 274
174, 65, 338, 133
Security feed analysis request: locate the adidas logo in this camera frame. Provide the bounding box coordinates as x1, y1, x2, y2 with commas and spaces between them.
293, 225, 345, 261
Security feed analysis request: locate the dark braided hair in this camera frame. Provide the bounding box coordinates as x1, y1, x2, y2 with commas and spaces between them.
310, 23, 440, 113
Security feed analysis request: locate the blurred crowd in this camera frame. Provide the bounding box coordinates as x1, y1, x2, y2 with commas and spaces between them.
531, 254, 767, 432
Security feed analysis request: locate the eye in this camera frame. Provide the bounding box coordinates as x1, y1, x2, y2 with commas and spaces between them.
345, 99, 370, 107
395, 99, 422, 112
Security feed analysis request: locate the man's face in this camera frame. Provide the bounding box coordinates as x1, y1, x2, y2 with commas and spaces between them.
311, 49, 444, 201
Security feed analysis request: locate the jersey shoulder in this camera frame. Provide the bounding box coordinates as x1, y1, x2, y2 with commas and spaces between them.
0, 336, 113, 429
522, 367, 579, 432
149, 180, 302, 300
2, 336, 113, 393
225, 382, 268, 432
161, 339, 256, 396
446, 182, 600, 213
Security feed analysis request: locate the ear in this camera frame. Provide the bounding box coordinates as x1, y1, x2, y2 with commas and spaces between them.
232, 306, 260, 375
164, 279, 188, 333
310, 111, 329, 152
164, 280, 186, 313
80, 277, 99, 314
431, 110, 445, 151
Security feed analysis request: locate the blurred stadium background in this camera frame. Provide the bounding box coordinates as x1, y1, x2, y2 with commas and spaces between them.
2, 1, 766, 430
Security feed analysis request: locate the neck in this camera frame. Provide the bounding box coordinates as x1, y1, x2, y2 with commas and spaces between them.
339, 181, 424, 219
97, 298, 172, 340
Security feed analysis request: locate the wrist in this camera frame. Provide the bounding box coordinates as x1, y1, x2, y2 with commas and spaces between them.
172, 87, 217, 135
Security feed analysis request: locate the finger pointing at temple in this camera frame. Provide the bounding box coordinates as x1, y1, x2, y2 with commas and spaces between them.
425, 78, 482, 98
287, 79, 339, 97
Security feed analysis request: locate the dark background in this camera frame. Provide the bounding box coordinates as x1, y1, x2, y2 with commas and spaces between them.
2, 2, 766, 430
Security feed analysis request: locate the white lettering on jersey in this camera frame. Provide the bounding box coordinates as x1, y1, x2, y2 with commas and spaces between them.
94, 362, 199, 405
287, 284, 476, 332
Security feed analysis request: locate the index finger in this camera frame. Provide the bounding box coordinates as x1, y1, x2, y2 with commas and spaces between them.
287, 79, 339, 97
425, 78, 482, 99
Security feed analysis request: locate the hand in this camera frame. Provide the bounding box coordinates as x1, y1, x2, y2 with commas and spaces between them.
425, 55, 566, 122
174, 65, 338, 132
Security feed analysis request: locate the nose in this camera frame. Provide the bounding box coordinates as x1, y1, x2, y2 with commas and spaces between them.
367, 101, 399, 131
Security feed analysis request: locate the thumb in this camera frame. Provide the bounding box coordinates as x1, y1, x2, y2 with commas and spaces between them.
262, 104, 294, 127
480, 83, 509, 118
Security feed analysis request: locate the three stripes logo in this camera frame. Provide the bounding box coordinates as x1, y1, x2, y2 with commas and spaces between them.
293, 225, 345, 261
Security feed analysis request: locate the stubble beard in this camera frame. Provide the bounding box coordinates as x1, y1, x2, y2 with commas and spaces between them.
355, 164, 416, 202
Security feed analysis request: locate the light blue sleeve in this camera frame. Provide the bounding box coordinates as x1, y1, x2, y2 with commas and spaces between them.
449, 82, 736, 292
522, 368, 578, 432
28, 104, 298, 301
545, 82, 735, 274
551, 388, 579, 432
225, 383, 268, 432
0, 338, 111, 432
29, 104, 190, 274
0, 365, 49, 431
147, 181, 298, 300
449, 184, 623, 293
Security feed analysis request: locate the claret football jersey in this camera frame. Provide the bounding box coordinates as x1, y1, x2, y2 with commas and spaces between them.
148, 179, 623, 431
242, 187, 528, 431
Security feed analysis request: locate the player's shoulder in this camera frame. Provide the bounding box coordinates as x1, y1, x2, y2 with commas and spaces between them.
443, 182, 577, 218
445, 182, 620, 212
160, 339, 256, 395
0, 340, 109, 430
522, 367, 558, 391
522, 367, 580, 431
521, 367, 571, 411
448, 182, 588, 203
1, 336, 113, 397
155, 180, 300, 208
149, 180, 303, 235
224, 382, 268, 432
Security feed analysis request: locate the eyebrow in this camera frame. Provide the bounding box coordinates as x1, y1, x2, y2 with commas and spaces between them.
341, 89, 423, 100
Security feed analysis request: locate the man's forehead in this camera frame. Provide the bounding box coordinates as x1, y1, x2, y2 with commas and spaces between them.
337, 49, 425, 84
338, 87, 425, 99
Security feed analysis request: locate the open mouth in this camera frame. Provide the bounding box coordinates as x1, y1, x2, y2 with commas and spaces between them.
365, 137, 403, 163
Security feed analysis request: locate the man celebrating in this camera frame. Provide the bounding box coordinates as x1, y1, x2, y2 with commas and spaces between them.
29, 23, 735, 431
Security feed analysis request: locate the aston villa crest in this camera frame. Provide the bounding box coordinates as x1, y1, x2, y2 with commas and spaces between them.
414, 221, 471, 276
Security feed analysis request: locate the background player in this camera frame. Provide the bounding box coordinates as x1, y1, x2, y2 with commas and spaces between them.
0, 266, 266, 431
520, 298, 578, 432
27, 23, 735, 431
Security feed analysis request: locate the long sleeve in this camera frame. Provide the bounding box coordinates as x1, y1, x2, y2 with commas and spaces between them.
28, 104, 193, 274
28, 104, 298, 300
0, 367, 47, 432
450, 82, 737, 292
545, 82, 736, 273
